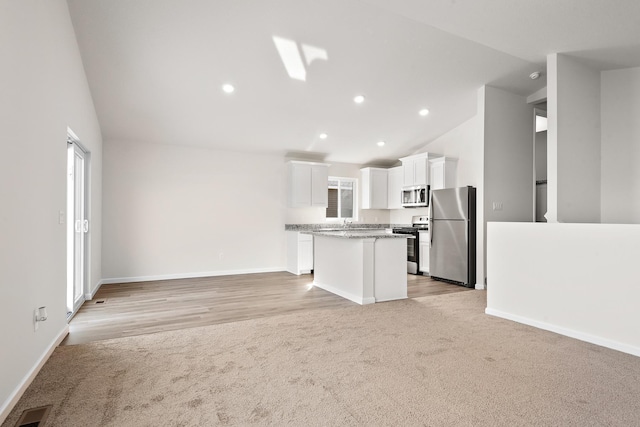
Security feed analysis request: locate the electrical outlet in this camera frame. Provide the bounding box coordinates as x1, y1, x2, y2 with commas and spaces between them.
34, 306, 47, 331
58, 210, 65, 225
492, 202, 503, 211
219, 252, 224, 261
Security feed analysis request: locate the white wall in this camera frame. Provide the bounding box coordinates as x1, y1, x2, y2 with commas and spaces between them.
601, 66, 640, 223
485, 64, 640, 358
102, 141, 288, 281
487, 222, 640, 357
102, 144, 392, 282
546, 55, 560, 223
483, 85, 534, 224
481, 86, 534, 287
547, 53, 602, 223
0, 0, 102, 419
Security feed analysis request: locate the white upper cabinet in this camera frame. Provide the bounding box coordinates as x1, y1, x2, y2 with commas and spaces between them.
387, 166, 403, 209
311, 164, 329, 206
361, 167, 388, 209
429, 157, 458, 190
289, 162, 312, 207
287, 161, 329, 208
400, 153, 430, 186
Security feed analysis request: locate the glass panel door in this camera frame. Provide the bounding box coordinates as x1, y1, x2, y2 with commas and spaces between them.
67, 141, 87, 316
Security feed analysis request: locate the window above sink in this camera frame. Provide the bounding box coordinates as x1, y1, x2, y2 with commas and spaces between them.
326, 176, 357, 221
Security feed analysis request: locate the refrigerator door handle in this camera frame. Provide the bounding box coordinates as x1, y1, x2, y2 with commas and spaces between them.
430, 221, 434, 248
429, 201, 433, 248
466, 219, 468, 247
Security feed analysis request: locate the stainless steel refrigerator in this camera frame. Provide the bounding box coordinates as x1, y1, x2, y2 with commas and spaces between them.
429, 186, 476, 288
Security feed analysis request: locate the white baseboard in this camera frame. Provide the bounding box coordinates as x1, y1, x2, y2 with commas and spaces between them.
101, 267, 285, 285
84, 279, 104, 300
0, 325, 69, 425
285, 268, 312, 276
375, 294, 408, 303
485, 307, 640, 358
313, 280, 375, 305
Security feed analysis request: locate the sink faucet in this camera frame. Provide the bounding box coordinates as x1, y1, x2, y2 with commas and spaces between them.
343, 218, 352, 228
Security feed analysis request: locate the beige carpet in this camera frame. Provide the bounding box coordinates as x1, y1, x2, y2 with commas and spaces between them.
4, 291, 640, 426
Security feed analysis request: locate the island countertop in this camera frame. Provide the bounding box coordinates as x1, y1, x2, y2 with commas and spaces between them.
285, 223, 410, 231
301, 229, 414, 239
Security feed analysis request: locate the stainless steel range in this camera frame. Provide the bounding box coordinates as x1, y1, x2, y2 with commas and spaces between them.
393, 215, 429, 274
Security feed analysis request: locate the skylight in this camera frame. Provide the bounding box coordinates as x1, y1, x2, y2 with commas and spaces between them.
272, 36, 328, 82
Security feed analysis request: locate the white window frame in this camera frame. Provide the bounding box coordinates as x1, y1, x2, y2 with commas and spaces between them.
326, 176, 358, 222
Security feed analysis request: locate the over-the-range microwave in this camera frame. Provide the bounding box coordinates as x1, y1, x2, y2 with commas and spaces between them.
402, 185, 429, 208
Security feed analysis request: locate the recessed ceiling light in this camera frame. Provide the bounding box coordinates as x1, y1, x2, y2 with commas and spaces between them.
354, 95, 365, 104
419, 108, 430, 117
222, 84, 235, 93
529, 71, 541, 80
377, 141, 385, 147
319, 133, 328, 140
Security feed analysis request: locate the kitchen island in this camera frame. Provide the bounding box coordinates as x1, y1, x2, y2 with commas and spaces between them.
303, 229, 411, 305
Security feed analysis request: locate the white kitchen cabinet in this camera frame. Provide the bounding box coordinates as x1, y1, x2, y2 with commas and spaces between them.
429, 157, 457, 190
419, 230, 430, 274
311, 165, 329, 206
400, 153, 430, 186
287, 161, 329, 208
286, 231, 313, 275
361, 167, 388, 209
387, 166, 403, 209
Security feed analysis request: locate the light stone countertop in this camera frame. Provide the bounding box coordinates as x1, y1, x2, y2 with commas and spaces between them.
285, 223, 410, 231
301, 229, 414, 239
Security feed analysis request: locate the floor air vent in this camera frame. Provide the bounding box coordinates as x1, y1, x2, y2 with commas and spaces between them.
15, 405, 52, 426
95, 299, 107, 304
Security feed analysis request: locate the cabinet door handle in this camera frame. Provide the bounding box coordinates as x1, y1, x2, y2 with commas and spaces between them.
83, 220, 89, 233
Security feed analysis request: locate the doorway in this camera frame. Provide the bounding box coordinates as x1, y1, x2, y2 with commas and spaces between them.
533, 108, 547, 222
66, 130, 89, 317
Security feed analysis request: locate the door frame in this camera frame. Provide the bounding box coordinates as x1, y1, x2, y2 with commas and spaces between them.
66, 128, 91, 318
532, 108, 547, 222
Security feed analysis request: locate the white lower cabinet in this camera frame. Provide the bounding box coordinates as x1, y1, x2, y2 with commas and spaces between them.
419, 230, 430, 274
286, 231, 313, 275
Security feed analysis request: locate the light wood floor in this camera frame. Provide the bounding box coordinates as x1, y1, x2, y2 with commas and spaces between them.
63, 272, 471, 345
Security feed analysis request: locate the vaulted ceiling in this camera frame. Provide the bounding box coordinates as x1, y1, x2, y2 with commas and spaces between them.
67, 0, 640, 165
